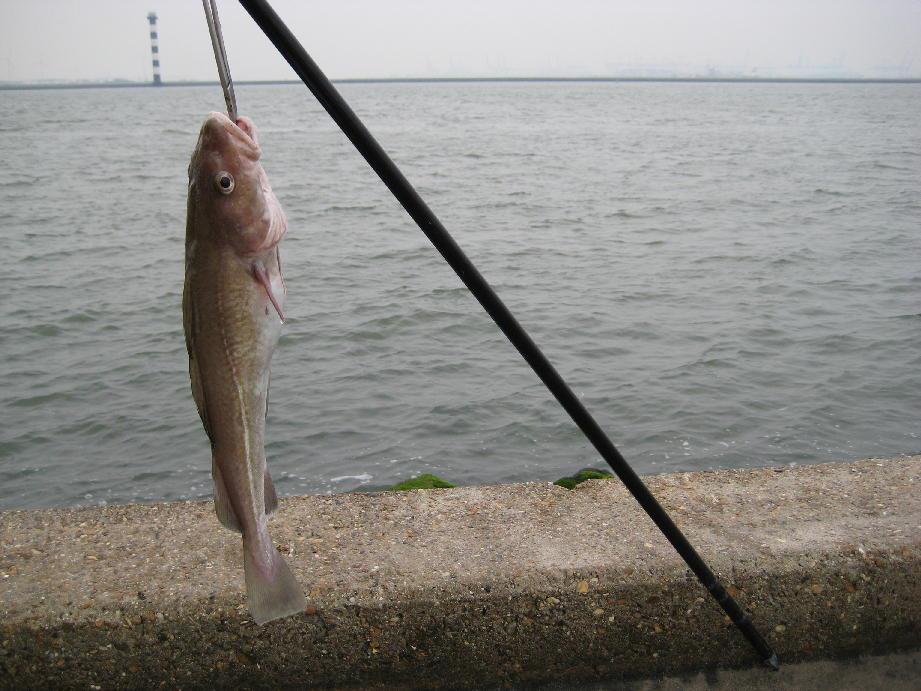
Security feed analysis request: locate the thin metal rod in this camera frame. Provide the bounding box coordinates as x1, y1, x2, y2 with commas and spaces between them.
203, 0, 237, 121
237, 0, 779, 670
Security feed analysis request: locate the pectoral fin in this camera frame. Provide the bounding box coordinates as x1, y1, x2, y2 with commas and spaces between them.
252, 261, 285, 323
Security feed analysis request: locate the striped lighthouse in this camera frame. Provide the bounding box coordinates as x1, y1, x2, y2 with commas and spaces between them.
147, 12, 162, 85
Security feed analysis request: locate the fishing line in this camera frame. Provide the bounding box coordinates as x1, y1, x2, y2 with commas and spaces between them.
235, 0, 780, 670
203, 0, 237, 121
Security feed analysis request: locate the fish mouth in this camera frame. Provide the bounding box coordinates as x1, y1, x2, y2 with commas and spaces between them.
206, 111, 261, 160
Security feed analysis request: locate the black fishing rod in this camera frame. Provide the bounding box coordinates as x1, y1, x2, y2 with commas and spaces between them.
237, 0, 779, 670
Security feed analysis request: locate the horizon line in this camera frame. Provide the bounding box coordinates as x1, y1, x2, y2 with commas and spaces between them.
2, 75, 920, 91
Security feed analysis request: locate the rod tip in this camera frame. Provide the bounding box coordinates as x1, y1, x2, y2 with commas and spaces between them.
765, 653, 780, 671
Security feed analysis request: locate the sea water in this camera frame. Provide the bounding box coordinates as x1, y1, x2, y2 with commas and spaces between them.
1, 82, 919, 508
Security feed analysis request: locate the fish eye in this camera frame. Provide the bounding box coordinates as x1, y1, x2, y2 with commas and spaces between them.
215, 172, 235, 194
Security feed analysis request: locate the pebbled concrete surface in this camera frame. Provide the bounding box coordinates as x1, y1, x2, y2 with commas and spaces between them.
1, 455, 919, 689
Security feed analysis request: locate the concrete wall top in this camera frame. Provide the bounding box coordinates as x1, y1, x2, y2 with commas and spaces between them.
1, 456, 919, 688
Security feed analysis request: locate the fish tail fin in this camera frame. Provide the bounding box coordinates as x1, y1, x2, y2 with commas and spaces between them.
243, 533, 306, 625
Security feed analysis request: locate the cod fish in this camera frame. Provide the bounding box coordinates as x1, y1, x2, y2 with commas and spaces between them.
183, 111, 305, 624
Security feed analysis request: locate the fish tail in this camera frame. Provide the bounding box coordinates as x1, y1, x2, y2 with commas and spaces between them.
243, 531, 306, 625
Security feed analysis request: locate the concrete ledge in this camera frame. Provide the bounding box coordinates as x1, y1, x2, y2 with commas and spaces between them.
1, 456, 919, 689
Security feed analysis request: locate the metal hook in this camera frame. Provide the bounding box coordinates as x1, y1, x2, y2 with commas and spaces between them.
203, 0, 238, 122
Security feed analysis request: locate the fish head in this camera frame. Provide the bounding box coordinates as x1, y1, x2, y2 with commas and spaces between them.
188, 111, 286, 256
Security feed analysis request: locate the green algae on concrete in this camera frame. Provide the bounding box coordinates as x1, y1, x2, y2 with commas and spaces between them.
387, 473, 457, 491
554, 467, 614, 489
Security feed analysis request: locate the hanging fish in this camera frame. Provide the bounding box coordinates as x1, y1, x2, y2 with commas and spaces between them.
182, 111, 304, 624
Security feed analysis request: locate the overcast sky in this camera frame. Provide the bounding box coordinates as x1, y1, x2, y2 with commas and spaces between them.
1, 0, 920, 82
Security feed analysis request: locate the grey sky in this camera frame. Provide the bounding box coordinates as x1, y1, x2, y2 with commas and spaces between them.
1, 0, 920, 82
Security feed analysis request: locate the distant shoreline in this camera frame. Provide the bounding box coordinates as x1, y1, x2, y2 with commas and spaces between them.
2, 76, 920, 91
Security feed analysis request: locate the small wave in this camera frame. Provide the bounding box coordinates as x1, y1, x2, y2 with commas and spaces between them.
695, 357, 737, 369
427, 285, 471, 298
0, 178, 38, 188
367, 246, 432, 263
62, 310, 102, 324
748, 326, 786, 338
330, 473, 373, 483
470, 199, 526, 210
770, 255, 808, 267
131, 470, 173, 481
320, 204, 382, 213
572, 344, 632, 359
876, 278, 915, 295
620, 290, 667, 302
865, 161, 910, 171
691, 254, 755, 265
31, 323, 63, 337
10, 392, 70, 408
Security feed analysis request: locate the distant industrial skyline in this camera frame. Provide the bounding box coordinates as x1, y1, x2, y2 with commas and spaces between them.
1, 0, 919, 84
